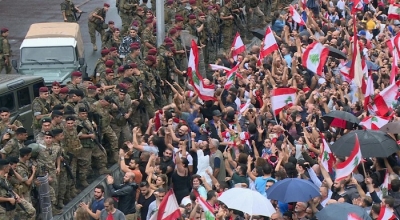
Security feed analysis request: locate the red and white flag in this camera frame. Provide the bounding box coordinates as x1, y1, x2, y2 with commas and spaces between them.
363, 75, 374, 110
194, 190, 215, 220
360, 116, 390, 130
188, 40, 215, 101
352, 0, 364, 14
391, 50, 399, 84
335, 134, 362, 181
302, 42, 329, 76
371, 81, 400, 116
350, 15, 364, 88
348, 213, 363, 220
150, 189, 181, 220
239, 100, 251, 115
209, 64, 231, 72
388, 4, 400, 20
270, 88, 297, 115
260, 27, 279, 58
231, 32, 246, 61
224, 65, 239, 90
377, 206, 397, 220
382, 169, 392, 197
289, 5, 306, 25
319, 133, 336, 174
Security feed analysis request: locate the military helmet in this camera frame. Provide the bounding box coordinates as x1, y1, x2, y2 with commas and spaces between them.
28, 143, 45, 158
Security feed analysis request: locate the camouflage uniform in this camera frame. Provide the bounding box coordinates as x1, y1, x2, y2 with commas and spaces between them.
141, 28, 156, 56
220, 5, 234, 51
0, 138, 25, 158
94, 58, 107, 81
164, 7, 175, 31
49, 93, 63, 107
206, 13, 220, 63
119, 0, 136, 35
15, 161, 36, 219
60, 0, 76, 22
92, 101, 118, 163
0, 119, 23, 143
110, 95, 132, 146
63, 127, 82, 194
31, 98, 51, 137
0, 176, 15, 219
0, 35, 11, 74
172, 37, 185, 70
88, 7, 107, 47
131, 14, 145, 34
56, 144, 68, 206
175, 4, 188, 23
99, 78, 116, 96
66, 83, 86, 95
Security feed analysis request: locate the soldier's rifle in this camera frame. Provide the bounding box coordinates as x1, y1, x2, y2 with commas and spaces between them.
0, 112, 21, 143
71, 4, 86, 22
109, 99, 134, 128
0, 180, 29, 216
61, 152, 75, 181
77, 121, 107, 155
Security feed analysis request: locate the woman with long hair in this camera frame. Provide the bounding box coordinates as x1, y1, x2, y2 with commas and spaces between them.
74, 206, 90, 220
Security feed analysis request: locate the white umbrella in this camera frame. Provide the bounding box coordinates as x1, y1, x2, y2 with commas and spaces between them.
218, 188, 275, 217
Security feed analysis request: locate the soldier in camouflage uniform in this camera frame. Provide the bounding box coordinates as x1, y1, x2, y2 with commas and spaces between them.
164, 0, 175, 32
0, 107, 23, 146
61, 0, 81, 22
188, 0, 203, 17
94, 49, 110, 83
109, 48, 123, 69
110, 88, 132, 147
0, 128, 27, 159
0, 159, 16, 219
206, 6, 220, 63
50, 111, 64, 131
88, 4, 110, 51
0, 28, 11, 74
67, 71, 86, 94
49, 82, 63, 108
51, 129, 68, 208
35, 118, 52, 145
142, 19, 157, 56
15, 148, 37, 219
102, 21, 115, 48
31, 87, 51, 138
119, 0, 138, 36
175, 3, 188, 24
92, 96, 119, 163
220, 0, 235, 51
131, 7, 145, 34
73, 90, 91, 116
99, 69, 117, 96
62, 116, 81, 197
36, 131, 63, 215
140, 56, 157, 121
124, 43, 142, 66
58, 87, 69, 105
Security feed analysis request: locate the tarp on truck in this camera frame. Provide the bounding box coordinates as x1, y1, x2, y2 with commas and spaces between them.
24, 22, 84, 58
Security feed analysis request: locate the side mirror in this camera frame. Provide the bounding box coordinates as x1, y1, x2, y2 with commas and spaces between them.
79, 58, 85, 66
11, 60, 18, 71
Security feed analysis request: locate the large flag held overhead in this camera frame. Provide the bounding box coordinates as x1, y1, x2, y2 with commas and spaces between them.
319, 133, 336, 174
381, 169, 392, 197
349, 15, 364, 88
335, 133, 362, 181
149, 189, 181, 220
359, 116, 390, 130
270, 88, 297, 115
188, 40, 215, 101
371, 81, 400, 116
231, 32, 246, 61
388, 4, 400, 20
260, 27, 279, 58
351, 0, 364, 14
377, 206, 397, 220
302, 42, 329, 76
289, 5, 306, 25
194, 190, 215, 220
224, 65, 239, 90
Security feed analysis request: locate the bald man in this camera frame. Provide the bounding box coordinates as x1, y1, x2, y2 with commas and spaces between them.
106, 172, 138, 218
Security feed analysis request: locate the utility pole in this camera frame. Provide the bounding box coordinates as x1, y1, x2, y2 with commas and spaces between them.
156, 0, 165, 46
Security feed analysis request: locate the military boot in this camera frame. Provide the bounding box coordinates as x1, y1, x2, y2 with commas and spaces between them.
52, 205, 63, 216
57, 199, 64, 209
93, 44, 98, 51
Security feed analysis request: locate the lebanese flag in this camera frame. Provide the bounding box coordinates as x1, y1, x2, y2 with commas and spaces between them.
209, 64, 231, 72
231, 32, 246, 61
391, 50, 399, 84
348, 213, 363, 220
377, 206, 397, 220
363, 75, 374, 110
289, 5, 305, 25
360, 116, 390, 130
194, 190, 215, 220
319, 133, 336, 174
302, 42, 329, 76
270, 88, 297, 115
393, 34, 400, 56
335, 133, 362, 181
352, 0, 364, 14
188, 40, 215, 101
260, 27, 279, 58
381, 169, 392, 197
372, 81, 400, 116
150, 189, 181, 220
154, 110, 163, 131
388, 4, 400, 20
224, 65, 239, 90
350, 16, 364, 88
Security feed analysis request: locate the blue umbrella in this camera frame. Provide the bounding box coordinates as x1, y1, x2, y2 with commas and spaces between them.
345, 60, 380, 71
316, 203, 372, 220
266, 178, 320, 203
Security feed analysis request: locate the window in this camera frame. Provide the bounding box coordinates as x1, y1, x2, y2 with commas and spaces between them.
17, 87, 31, 107
0, 93, 15, 111
33, 82, 45, 98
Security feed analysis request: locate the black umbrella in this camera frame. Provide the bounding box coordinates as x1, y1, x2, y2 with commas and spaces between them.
322, 111, 361, 130
251, 28, 265, 41
316, 203, 371, 220
330, 130, 400, 158
380, 122, 400, 134
328, 46, 347, 60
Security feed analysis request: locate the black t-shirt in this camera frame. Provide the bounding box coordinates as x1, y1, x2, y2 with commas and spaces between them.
200, 105, 219, 121
137, 193, 156, 220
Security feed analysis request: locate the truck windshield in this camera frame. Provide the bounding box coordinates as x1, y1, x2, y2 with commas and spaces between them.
21, 46, 75, 64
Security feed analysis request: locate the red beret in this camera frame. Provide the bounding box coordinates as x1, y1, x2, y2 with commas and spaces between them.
118, 83, 128, 90
104, 3, 110, 7
88, 85, 97, 90
198, 12, 205, 17
130, 44, 140, 50
52, 81, 61, 87
166, 0, 174, 5
164, 37, 173, 43
108, 20, 114, 24
109, 47, 117, 52
175, 16, 184, 22
101, 49, 110, 55
189, 0, 196, 4
137, 7, 144, 11
105, 60, 115, 67
169, 28, 177, 36
0, 28, 8, 34
129, 63, 138, 69
165, 42, 175, 48
39, 87, 49, 93
60, 87, 69, 94
148, 49, 157, 55
189, 14, 196, 20
118, 66, 125, 73
145, 55, 156, 63
145, 19, 153, 24
175, 26, 183, 30
106, 68, 114, 74
207, 5, 215, 9
71, 71, 82, 77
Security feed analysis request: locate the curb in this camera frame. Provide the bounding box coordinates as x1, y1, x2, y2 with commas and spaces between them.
77, 0, 91, 7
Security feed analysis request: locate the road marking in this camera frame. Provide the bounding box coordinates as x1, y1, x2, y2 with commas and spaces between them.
77, 0, 92, 7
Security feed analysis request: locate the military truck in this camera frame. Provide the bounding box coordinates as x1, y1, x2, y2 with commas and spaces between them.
11, 22, 87, 86
0, 74, 45, 137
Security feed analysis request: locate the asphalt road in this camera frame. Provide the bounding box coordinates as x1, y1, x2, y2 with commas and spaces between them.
0, 0, 125, 75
